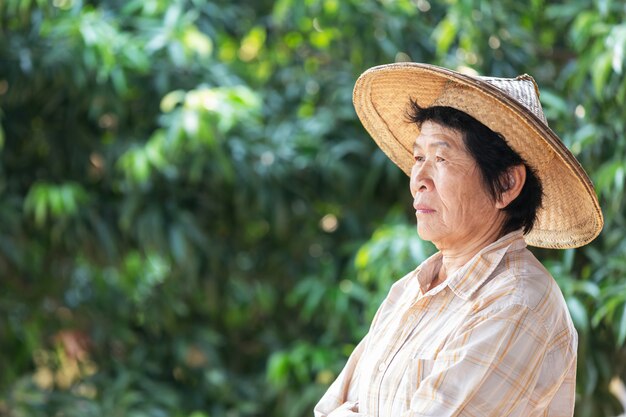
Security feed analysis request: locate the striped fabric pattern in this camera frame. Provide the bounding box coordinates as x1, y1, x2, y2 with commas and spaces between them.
314, 230, 577, 417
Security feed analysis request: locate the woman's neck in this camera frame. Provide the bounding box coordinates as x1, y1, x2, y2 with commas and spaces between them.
437, 225, 504, 282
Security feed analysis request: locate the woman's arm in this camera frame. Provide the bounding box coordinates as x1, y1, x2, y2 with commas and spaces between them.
314, 337, 367, 417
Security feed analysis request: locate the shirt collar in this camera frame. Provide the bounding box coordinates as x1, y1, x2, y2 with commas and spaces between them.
414, 230, 527, 300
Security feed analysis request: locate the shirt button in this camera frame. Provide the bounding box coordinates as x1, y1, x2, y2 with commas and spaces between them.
407, 314, 415, 322
378, 362, 386, 372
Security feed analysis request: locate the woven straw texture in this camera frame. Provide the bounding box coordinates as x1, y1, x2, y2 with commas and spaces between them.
353, 63, 603, 249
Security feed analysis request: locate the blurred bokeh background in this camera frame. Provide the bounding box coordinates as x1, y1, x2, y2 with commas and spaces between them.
1, 0, 626, 416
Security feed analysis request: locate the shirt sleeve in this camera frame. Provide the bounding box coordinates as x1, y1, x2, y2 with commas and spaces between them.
315, 271, 417, 417
402, 303, 576, 417
314, 337, 367, 417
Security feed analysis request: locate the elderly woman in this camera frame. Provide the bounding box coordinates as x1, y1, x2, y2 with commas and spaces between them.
314, 64, 603, 417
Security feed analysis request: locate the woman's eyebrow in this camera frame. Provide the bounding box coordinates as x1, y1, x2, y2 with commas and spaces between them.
413, 140, 451, 153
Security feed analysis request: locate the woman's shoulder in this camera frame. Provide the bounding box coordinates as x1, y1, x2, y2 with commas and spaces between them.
473, 248, 575, 338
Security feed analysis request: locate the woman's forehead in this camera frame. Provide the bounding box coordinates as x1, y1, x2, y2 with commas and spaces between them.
414, 121, 464, 150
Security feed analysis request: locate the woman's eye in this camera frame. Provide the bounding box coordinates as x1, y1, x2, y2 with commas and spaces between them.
436, 156, 445, 163
414, 155, 424, 162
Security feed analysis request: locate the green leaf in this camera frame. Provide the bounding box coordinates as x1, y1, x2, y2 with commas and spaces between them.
433, 17, 457, 56
160, 90, 186, 113
592, 295, 625, 327
592, 52, 613, 99
617, 304, 626, 347
566, 296, 589, 334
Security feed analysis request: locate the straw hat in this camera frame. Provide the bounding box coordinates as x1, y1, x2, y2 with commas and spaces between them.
353, 62, 603, 249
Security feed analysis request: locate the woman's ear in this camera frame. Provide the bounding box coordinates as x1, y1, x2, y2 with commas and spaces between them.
495, 164, 526, 209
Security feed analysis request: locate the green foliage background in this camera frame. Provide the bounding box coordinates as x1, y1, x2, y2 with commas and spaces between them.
1, 0, 625, 416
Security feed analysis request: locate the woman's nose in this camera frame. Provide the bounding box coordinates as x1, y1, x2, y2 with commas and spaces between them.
410, 162, 434, 196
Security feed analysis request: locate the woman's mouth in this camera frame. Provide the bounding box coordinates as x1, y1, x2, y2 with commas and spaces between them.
414, 204, 435, 214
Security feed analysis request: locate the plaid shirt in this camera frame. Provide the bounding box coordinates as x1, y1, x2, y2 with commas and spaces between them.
314, 231, 577, 417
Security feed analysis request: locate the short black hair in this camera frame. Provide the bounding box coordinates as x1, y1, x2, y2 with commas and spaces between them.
406, 100, 543, 236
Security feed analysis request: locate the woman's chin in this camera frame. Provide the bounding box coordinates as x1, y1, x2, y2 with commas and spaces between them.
416, 226, 438, 243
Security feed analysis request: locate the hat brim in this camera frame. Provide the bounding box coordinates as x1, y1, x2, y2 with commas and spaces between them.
353, 63, 603, 249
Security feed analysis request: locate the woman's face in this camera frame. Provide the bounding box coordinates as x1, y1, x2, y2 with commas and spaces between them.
410, 121, 505, 250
